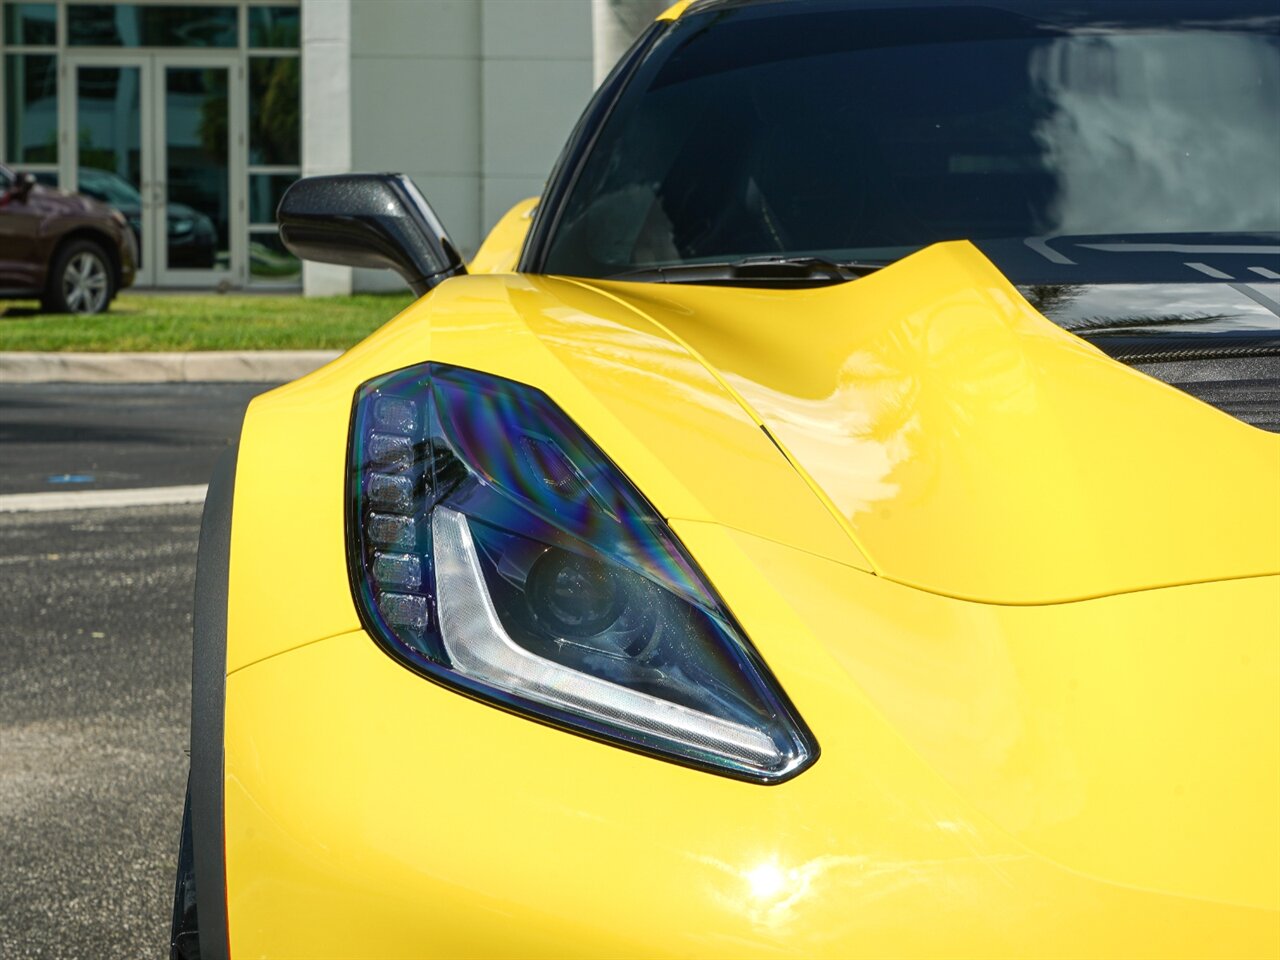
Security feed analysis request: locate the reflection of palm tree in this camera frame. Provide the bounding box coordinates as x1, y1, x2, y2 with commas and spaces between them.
259, 21, 296, 48
197, 73, 229, 161
1060, 312, 1237, 334
77, 128, 115, 175
252, 59, 299, 164
1022, 283, 1085, 315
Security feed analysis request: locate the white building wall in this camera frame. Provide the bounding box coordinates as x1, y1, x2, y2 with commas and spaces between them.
350, 0, 481, 292
302, 0, 354, 296
344, 0, 594, 293
480, 0, 592, 235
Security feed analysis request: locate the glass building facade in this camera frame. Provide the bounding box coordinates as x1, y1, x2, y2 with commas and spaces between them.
3, 0, 652, 294
1, 1, 302, 286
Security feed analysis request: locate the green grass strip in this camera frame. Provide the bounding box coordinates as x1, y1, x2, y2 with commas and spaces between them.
0, 293, 415, 352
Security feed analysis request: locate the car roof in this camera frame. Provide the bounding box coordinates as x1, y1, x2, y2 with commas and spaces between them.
679, 0, 1274, 17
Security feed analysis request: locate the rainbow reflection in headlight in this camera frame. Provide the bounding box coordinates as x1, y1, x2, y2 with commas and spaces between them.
348, 363, 817, 782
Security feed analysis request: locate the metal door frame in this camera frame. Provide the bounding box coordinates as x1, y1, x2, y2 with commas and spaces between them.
61, 52, 155, 285
61, 50, 245, 288
152, 51, 244, 287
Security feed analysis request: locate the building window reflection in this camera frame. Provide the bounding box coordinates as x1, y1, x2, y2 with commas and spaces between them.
3, 52, 57, 163
248, 56, 299, 166
67, 4, 238, 48
1, 0, 301, 287
3, 2, 56, 45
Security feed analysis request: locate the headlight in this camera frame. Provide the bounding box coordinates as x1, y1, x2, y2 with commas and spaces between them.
169, 216, 195, 236
348, 363, 817, 782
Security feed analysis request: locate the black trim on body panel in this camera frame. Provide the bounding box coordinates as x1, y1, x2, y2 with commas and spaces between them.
182, 443, 238, 960
170, 781, 199, 959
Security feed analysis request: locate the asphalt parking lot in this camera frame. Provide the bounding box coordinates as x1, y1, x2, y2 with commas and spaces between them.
0, 382, 273, 958
0, 382, 268, 495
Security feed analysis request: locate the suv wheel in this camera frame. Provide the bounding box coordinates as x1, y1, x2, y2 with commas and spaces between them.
44, 239, 114, 315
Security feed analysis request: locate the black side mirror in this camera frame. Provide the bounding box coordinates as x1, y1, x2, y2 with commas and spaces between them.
277, 173, 466, 297
12, 172, 36, 201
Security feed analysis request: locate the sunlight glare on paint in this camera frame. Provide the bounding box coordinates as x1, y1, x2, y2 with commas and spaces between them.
745, 861, 787, 900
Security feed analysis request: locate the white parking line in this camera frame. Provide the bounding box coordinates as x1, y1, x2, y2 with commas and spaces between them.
0, 484, 209, 513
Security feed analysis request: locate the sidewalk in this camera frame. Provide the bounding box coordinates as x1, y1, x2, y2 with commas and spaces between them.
0, 350, 341, 383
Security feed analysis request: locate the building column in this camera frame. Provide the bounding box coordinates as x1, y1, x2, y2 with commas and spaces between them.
301, 0, 352, 297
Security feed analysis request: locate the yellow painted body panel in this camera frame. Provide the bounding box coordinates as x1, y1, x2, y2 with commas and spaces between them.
587, 242, 1280, 603
658, 1, 695, 20
224, 530, 1279, 957
227, 266, 878, 667
468, 196, 537, 275
223, 244, 1280, 955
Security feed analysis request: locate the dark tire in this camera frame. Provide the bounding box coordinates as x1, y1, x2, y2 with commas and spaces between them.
42, 238, 115, 315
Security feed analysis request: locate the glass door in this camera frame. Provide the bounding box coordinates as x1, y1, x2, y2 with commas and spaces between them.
64, 55, 153, 285
154, 54, 242, 286
62, 53, 243, 287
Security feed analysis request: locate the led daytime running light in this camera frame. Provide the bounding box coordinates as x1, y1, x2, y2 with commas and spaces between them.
348, 363, 817, 782
432, 507, 782, 767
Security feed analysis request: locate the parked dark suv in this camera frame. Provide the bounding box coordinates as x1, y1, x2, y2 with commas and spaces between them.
0, 163, 138, 314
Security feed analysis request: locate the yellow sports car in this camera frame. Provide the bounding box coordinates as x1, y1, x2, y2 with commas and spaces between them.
171, 1, 1280, 957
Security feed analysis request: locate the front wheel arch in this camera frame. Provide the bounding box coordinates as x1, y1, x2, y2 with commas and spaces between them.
42, 234, 117, 314
173, 442, 239, 960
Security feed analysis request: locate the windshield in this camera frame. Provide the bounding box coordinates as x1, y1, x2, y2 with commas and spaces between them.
541, 0, 1280, 291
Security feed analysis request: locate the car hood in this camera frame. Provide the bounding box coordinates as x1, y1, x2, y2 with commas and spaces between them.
550, 241, 1278, 605
28, 183, 114, 218
334, 241, 1279, 608
237, 242, 1278, 916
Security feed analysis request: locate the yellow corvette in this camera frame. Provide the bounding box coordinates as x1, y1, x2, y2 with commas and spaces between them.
171, 1, 1280, 957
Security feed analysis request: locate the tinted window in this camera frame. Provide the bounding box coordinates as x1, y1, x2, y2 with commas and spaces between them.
248, 56, 299, 165
248, 172, 296, 224
248, 6, 299, 48
68, 4, 237, 47
4, 3, 56, 45
3, 53, 57, 163
542, 1, 1280, 284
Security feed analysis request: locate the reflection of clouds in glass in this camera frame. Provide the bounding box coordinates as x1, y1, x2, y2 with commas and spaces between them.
1031, 33, 1280, 234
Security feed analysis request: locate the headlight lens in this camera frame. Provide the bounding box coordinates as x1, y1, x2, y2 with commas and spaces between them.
348, 363, 816, 782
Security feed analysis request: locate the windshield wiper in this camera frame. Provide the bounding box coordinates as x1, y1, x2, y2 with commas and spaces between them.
608, 255, 887, 284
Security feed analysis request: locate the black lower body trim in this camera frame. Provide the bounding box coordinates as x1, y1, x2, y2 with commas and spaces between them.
178, 443, 238, 960
170, 779, 200, 959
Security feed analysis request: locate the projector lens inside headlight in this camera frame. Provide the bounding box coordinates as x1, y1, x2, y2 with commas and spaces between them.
348, 363, 816, 782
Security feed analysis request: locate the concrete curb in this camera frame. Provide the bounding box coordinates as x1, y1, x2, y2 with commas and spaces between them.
0, 350, 342, 384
